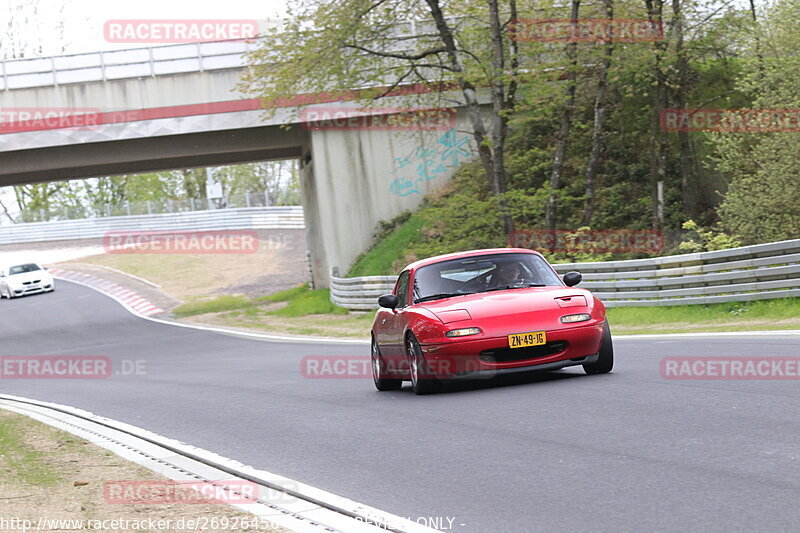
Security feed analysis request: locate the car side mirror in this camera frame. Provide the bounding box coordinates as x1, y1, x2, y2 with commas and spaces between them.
378, 294, 399, 309
563, 271, 582, 287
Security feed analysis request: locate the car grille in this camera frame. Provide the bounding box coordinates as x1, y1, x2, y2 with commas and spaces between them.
22, 280, 40, 285
480, 341, 568, 363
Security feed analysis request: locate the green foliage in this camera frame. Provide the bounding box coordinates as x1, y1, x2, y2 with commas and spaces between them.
256, 283, 312, 303
348, 214, 425, 276
710, 0, 800, 243
678, 220, 742, 252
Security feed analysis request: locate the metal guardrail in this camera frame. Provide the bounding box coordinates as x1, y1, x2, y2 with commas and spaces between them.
0, 39, 257, 90
330, 239, 800, 310
0, 206, 304, 244
16, 191, 289, 223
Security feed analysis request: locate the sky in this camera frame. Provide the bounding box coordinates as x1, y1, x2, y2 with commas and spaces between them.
3, 0, 292, 57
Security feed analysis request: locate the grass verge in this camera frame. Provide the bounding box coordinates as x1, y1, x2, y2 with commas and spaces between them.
178, 286, 800, 338
173, 284, 368, 337
607, 298, 800, 334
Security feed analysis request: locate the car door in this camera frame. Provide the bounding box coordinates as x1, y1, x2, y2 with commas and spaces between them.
381, 270, 411, 367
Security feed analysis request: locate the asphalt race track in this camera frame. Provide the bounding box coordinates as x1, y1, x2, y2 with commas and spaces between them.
2, 281, 800, 532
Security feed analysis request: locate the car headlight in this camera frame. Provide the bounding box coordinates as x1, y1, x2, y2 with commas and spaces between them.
561, 313, 592, 323
445, 327, 482, 338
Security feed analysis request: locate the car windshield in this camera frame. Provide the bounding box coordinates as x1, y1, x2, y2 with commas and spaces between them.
412, 253, 563, 303
9, 264, 41, 275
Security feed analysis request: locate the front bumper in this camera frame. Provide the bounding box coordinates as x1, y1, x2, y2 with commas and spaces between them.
420, 322, 605, 379
11, 282, 53, 296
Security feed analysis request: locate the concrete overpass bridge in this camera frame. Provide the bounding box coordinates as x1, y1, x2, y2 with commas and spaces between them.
0, 41, 480, 285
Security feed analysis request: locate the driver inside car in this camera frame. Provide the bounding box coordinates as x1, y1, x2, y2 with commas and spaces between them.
489, 262, 524, 288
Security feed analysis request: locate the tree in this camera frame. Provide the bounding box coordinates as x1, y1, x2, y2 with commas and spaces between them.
581, 0, 614, 226
239, 0, 522, 233
713, 0, 800, 243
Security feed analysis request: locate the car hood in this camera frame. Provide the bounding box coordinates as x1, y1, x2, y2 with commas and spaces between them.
419, 286, 593, 322
7, 271, 49, 284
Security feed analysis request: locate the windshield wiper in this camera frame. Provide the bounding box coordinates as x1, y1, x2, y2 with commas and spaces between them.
484, 283, 546, 292
415, 292, 474, 303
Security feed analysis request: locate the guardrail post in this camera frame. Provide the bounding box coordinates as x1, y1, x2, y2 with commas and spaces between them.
146, 200, 152, 215
126, 201, 131, 216
307, 251, 314, 289
148, 47, 155, 77
245, 192, 251, 208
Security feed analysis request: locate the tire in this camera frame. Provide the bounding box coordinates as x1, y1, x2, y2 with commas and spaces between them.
584, 320, 614, 374
406, 334, 439, 395
372, 336, 402, 391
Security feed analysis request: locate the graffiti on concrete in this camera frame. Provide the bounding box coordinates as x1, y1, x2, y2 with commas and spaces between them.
388, 128, 472, 197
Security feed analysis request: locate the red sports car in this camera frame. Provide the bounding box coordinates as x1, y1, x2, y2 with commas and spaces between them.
371, 248, 613, 394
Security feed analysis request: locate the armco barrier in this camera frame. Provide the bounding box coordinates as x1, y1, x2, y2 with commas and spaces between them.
0, 207, 304, 245
330, 238, 800, 310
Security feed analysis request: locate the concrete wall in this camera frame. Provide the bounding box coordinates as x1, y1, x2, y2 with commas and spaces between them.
304, 108, 478, 285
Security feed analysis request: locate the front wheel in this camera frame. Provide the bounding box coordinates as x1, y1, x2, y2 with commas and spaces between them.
407, 334, 439, 395
584, 320, 614, 374
372, 336, 402, 391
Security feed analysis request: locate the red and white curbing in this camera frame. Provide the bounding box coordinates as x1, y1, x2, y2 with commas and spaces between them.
50, 268, 164, 316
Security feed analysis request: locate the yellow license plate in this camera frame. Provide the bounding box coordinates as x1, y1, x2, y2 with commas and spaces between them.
508, 331, 547, 349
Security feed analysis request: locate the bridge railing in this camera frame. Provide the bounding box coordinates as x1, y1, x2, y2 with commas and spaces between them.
330, 239, 800, 310
0, 206, 303, 245
1, 40, 259, 90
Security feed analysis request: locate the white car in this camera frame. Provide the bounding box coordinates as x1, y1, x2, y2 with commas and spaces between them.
0, 263, 55, 298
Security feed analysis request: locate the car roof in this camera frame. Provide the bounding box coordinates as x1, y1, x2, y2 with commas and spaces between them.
402, 248, 542, 272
